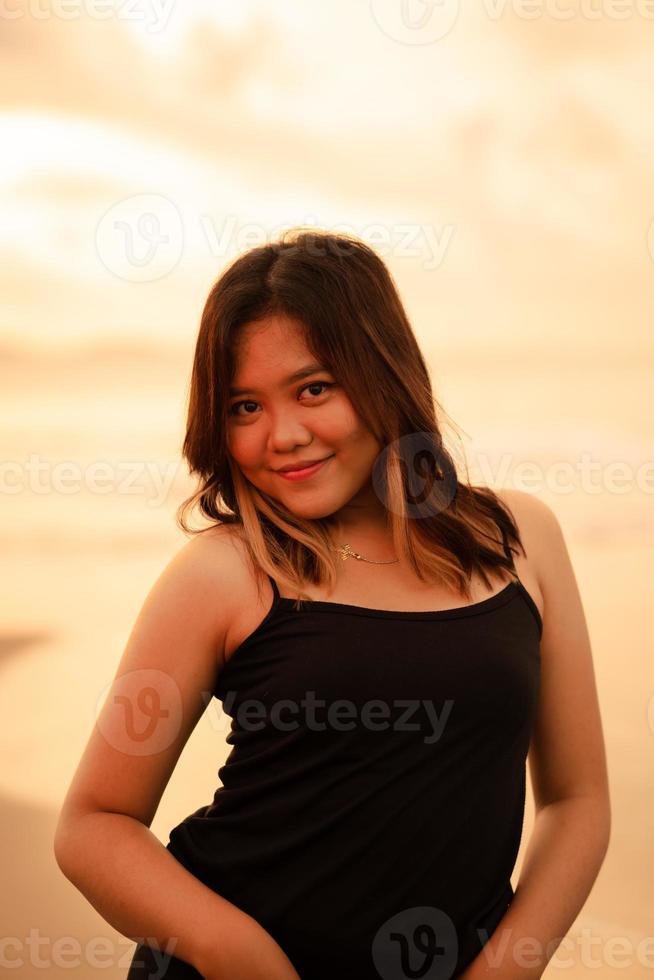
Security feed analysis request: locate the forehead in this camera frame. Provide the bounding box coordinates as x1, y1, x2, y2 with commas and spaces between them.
231, 315, 313, 373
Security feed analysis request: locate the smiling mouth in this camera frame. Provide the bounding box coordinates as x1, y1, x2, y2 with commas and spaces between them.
276, 455, 332, 473
275, 455, 334, 480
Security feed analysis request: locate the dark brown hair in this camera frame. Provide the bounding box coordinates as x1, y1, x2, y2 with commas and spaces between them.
177, 227, 525, 607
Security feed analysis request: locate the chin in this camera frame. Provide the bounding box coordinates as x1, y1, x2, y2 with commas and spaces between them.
265, 490, 341, 521
283, 501, 339, 521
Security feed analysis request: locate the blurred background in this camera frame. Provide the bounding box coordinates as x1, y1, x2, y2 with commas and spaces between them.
1, 0, 652, 976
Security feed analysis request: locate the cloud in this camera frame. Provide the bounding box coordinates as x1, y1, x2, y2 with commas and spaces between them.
2, 0, 653, 355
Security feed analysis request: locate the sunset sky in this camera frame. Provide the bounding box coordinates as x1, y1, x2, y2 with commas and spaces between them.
2, 0, 653, 355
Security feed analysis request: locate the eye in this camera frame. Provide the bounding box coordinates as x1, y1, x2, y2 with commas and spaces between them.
229, 381, 335, 417
298, 381, 334, 400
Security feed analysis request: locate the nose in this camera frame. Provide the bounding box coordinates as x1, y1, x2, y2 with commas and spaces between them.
266, 407, 313, 454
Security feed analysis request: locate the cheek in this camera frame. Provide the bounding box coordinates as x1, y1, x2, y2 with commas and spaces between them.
336, 412, 376, 450
345, 428, 383, 477
319, 398, 365, 444
317, 402, 379, 466
226, 428, 260, 470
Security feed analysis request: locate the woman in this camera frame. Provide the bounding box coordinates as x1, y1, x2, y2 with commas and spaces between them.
54, 230, 611, 980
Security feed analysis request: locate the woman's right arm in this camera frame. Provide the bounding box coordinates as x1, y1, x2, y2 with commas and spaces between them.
55, 811, 300, 978
53, 528, 300, 979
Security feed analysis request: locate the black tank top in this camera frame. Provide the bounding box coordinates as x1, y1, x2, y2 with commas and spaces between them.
166, 564, 542, 980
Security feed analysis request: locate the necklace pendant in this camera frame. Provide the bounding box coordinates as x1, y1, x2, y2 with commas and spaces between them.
332, 541, 397, 564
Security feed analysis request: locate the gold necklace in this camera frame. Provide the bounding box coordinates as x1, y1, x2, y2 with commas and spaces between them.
331, 542, 399, 565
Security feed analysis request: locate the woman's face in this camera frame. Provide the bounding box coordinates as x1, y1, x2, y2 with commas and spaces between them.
226, 313, 384, 525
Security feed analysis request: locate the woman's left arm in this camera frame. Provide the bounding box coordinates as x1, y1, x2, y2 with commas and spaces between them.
462, 490, 612, 980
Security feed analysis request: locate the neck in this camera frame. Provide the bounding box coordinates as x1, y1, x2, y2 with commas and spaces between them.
328, 516, 397, 561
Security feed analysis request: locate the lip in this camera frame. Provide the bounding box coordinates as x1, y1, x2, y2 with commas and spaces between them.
275, 455, 334, 481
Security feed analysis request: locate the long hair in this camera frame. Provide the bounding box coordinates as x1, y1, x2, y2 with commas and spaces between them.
176, 227, 525, 609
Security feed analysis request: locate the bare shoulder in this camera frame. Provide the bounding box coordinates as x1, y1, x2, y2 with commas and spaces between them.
495, 487, 562, 595
489, 487, 552, 624
497, 488, 586, 630
164, 525, 239, 602
185, 524, 275, 661
496, 486, 561, 530
177, 523, 255, 657
182, 521, 246, 574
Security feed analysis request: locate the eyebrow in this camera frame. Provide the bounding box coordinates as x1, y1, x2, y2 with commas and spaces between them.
229, 362, 329, 397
